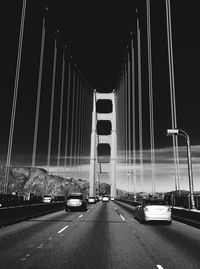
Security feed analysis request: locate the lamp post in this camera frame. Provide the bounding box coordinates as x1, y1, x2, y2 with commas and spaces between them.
167, 129, 195, 209
127, 172, 136, 201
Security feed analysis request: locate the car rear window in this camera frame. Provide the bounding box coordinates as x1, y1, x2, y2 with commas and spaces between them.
144, 200, 167, 205
68, 195, 83, 199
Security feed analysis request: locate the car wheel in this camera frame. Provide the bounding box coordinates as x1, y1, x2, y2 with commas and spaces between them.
167, 220, 172, 225
139, 216, 145, 224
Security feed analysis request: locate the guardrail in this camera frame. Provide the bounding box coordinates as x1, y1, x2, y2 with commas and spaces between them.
0, 202, 65, 227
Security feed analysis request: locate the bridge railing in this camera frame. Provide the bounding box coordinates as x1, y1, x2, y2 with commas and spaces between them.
164, 194, 200, 210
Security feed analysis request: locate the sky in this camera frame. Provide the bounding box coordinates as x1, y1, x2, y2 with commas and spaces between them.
0, 0, 200, 192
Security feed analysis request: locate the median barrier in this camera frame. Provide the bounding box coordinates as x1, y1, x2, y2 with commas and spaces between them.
0, 202, 65, 227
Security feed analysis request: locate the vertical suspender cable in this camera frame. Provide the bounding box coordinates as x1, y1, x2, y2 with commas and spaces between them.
121, 69, 125, 191
32, 7, 47, 167
47, 34, 58, 168
77, 79, 83, 170
127, 52, 132, 191
69, 66, 76, 167
57, 47, 66, 167
166, 0, 180, 192
146, 0, 156, 194
137, 16, 144, 192
80, 83, 84, 167
124, 62, 128, 191
64, 60, 71, 166
4, 0, 27, 193
131, 35, 137, 194
74, 73, 80, 171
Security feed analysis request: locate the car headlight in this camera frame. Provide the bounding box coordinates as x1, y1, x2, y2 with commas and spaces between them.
143, 207, 149, 211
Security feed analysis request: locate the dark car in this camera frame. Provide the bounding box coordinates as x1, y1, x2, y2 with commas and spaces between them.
0, 194, 20, 207
65, 192, 87, 212
95, 196, 100, 202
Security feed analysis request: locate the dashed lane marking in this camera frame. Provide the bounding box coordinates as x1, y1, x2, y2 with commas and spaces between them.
120, 215, 125, 221
156, 265, 164, 269
78, 214, 83, 219
37, 244, 43, 249
57, 225, 69, 234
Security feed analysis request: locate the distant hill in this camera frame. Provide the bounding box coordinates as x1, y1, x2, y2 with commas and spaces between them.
0, 166, 109, 197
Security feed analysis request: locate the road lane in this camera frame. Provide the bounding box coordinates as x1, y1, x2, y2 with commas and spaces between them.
1, 201, 200, 268
0, 205, 94, 268
114, 200, 200, 269
6, 201, 156, 269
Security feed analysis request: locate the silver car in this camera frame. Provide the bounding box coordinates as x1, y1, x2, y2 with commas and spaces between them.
135, 199, 172, 225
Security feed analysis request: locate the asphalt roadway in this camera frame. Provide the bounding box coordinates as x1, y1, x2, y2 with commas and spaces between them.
0, 200, 200, 269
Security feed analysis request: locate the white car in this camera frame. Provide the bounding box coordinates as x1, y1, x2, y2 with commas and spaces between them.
102, 195, 109, 202
135, 199, 172, 224
42, 195, 54, 203
110, 197, 115, 201
88, 197, 96, 204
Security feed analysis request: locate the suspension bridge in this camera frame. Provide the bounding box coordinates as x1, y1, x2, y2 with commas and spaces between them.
1, 1, 200, 269
2, 0, 194, 198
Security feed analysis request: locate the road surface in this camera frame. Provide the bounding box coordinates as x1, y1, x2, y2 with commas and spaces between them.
0, 200, 200, 268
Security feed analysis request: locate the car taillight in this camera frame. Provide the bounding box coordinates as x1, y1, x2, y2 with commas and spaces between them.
167, 207, 171, 212
144, 206, 149, 211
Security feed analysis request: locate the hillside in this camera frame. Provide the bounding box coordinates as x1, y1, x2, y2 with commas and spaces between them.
0, 166, 90, 197
0, 166, 111, 197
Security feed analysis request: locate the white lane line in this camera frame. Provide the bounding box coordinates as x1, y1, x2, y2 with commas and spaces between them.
37, 244, 43, 249
156, 265, 164, 269
57, 225, 69, 234
120, 215, 125, 221
87, 210, 90, 212
78, 214, 83, 219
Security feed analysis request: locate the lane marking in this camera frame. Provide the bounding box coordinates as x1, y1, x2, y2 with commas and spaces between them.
37, 244, 43, 249
57, 225, 69, 234
87, 210, 90, 212
78, 214, 83, 219
120, 215, 125, 221
156, 265, 164, 269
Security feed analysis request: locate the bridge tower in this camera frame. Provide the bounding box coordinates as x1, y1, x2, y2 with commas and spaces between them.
89, 90, 117, 197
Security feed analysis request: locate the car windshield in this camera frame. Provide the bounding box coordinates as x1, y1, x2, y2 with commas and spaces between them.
144, 200, 167, 206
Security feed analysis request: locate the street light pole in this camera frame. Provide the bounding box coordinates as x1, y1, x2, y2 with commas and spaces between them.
127, 172, 136, 201
167, 129, 195, 209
